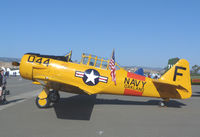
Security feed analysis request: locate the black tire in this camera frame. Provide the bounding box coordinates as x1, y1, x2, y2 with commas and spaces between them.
159, 101, 166, 107
36, 97, 50, 108
48, 91, 60, 103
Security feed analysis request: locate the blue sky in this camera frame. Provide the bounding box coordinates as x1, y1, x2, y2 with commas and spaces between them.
0, 0, 199, 67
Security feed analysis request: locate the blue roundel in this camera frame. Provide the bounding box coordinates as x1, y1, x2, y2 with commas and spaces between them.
83, 69, 100, 86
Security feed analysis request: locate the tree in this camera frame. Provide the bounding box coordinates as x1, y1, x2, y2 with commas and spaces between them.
192, 65, 200, 74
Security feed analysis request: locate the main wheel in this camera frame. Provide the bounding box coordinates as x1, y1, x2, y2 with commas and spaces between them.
36, 97, 50, 108
48, 90, 60, 103
159, 101, 166, 107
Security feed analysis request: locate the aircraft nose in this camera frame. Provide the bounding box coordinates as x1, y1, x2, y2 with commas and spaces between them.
19, 54, 34, 80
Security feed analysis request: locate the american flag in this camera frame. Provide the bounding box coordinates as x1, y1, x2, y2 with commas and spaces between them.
109, 50, 116, 85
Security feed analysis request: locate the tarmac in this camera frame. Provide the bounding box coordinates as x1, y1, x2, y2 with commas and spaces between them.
0, 76, 200, 137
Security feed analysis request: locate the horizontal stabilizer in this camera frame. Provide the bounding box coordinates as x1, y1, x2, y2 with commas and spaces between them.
152, 79, 188, 92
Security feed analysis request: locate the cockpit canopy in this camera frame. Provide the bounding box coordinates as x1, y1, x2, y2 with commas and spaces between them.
25, 51, 120, 70
80, 53, 120, 70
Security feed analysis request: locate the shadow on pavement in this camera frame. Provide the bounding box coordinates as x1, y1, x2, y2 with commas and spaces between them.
0, 98, 25, 105
192, 91, 200, 97
53, 95, 186, 120
53, 95, 96, 120
96, 98, 186, 108
7, 98, 25, 104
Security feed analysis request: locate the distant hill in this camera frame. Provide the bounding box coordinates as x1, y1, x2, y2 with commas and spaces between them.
124, 66, 165, 75
0, 57, 21, 62
124, 66, 164, 71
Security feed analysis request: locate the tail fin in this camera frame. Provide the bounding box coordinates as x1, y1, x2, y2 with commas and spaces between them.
160, 59, 192, 99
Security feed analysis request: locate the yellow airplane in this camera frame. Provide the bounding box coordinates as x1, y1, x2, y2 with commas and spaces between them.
14, 51, 192, 108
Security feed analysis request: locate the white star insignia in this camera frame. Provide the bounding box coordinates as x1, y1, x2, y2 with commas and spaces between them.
85, 70, 99, 84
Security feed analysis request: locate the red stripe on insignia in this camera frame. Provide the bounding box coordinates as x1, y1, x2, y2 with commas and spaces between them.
124, 89, 143, 96
75, 71, 84, 78
99, 77, 107, 83
99, 77, 107, 80
76, 74, 84, 77
76, 72, 84, 75
127, 72, 145, 81
99, 78, 106, 81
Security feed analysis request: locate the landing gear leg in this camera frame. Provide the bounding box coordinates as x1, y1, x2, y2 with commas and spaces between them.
159, 98, 170, 107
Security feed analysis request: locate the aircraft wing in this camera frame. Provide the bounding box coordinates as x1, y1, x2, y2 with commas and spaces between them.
33, 76, 97, 95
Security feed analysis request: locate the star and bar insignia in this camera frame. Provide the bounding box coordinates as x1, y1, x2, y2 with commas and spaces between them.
75, 69, 108, 86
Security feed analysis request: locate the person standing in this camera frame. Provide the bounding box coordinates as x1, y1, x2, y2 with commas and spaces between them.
0, 69, 4, 103
0, 68, 8, 104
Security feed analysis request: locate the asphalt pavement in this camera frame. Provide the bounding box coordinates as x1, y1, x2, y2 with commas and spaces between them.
0, 77, 200, 137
